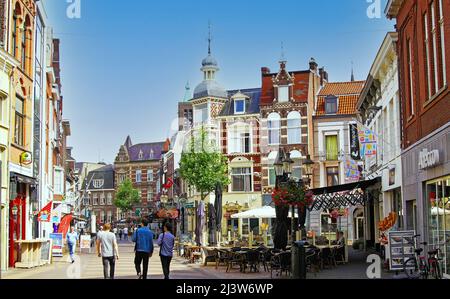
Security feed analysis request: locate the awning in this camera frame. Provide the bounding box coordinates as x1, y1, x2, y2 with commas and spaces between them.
309, 178, 381, 211
10, 172, 37, 185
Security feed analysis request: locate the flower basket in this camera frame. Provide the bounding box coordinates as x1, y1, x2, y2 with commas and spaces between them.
271, 180, 314, 211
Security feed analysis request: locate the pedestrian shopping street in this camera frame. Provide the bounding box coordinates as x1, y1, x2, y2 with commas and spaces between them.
1, 241, 394, 280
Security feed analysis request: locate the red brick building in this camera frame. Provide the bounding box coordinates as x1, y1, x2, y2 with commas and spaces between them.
387, 0, 450, 278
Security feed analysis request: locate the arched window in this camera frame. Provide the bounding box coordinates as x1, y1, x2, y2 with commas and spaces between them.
12, 3, 21, 59
228, 122, 251, 154
287, 111, 301, 144
290, 150, 303, 181
267, 113, 280, 145
22, 15, 31, 74
267, 151, 278, 186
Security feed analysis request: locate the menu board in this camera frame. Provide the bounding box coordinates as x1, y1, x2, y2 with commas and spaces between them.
40, 239, 52, 264
80, 235, 91, 250
388, 230, 416, 271
49, 233, 64, 257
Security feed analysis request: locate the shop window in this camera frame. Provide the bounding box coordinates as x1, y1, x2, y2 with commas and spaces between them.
227, 219, 238, 232
427, 176, 450, 277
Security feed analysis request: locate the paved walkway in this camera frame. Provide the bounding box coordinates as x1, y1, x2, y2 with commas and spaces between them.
2, 242, 395, 279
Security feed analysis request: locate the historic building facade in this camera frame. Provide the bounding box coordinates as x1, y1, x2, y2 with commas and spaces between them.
310, 80, 365, 242
216, 88, 263, 240
114, 136, 169, 220
387, 0, 450, 277
259, 58, 324, 201
81, 165, 116, 225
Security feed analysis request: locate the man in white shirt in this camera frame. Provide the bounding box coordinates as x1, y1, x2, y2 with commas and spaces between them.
96, 223, 119, 279
123, 227, 129, 241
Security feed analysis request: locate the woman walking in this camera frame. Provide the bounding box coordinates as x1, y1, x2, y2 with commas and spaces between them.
157, 222, 175, 279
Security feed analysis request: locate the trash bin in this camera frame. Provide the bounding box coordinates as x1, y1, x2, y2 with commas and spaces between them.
292, 241, 309, 279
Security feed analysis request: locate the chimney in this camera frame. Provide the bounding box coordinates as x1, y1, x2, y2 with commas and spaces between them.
319, 67, 328, 86
309, 58, 318, 72
261, 67, 271, 75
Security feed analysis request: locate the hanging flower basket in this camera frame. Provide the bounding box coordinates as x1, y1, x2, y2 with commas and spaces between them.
272, 180, 314, 211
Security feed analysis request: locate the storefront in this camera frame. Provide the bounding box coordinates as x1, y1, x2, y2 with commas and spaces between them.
402, 123, 450, 278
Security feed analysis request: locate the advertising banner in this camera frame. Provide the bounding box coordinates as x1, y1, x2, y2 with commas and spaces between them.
80, 235, 91, 250
349, 124, 361, 160
49, 233, 64, 257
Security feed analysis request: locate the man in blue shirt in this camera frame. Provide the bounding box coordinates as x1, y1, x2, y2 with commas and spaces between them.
66, 226, 78, 264
157, 222, 175, 279
132, 218, 154, 279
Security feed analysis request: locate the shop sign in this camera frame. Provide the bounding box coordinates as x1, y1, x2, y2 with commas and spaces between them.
349, 124, 361, 160
20, 152, 32, 165
418, 149, 440, 170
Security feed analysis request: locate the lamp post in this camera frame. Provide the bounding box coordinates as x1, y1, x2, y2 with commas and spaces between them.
273, 150, 289, 250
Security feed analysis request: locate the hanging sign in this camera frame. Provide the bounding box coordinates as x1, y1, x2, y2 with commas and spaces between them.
20, 152, 32, 165
349, 124, 361, 160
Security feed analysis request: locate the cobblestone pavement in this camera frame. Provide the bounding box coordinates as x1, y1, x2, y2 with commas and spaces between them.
2, 242, 395, 280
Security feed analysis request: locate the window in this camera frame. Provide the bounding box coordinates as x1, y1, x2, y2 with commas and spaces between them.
148, 189, 153, 201
439, 0, 446, 86
14, 97, 24, 146
118, 174, 126, 184
327, 167, 340, 187
231, 167, 252, 192
99, 194, 105, 205
287, 111, 301, 144
407, 38, 414, 115
147, 170, 153, 182
326, 135, 338, 161
267, 151, 278, 186
242, 219, 250, 235
0, 96, 5, 125
107, 193, 112, 205
431, 2, 439, 93
93, 194, 98, 206
54, 168, 63, 195
228, 124, 251, 154
290, 151, 303, 181
234, 99, 245, 114
136, 170, 142, 183
138, 150, 143, 160
100, 211, 105, 224
21, 22, 26, 71
194, 104, 208, 125
267, 113, 280, 145
325, 96, 338, 114
424, 12, 433, 99
93, 179, 104, 189
107, 211, 112, 224
278, 86, 289, 102
12, 8, 18, 58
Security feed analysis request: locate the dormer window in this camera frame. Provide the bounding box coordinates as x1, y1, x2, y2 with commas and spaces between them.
93, 179, 104, 189
138, 150, 144, 160
325, 95, 338, 114
278, 86, 289, 102
234, 99, 245, 114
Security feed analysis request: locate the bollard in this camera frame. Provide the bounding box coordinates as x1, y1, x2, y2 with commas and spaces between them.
292, 241, 307, 279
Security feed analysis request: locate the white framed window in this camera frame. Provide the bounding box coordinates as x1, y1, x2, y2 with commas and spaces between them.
194, 103, 208, 125
148, 189, 153, 201
93, 179, 104, 189
107, 211, 112, 224
234, 99, 245, 114
431, 1, 439, 93
100, 211, 105, 223
107, 193, 113, 205
0, 95, 6, 126
118, 174, 127, 184
93, 193, 98, 206
267, 113, 281, 145
290, 150, 303, 181
424, 13, 433, 99
287, 111, 301, 144
278, 86, 289, 102
54, 168, 64, 195
407, 39, 415, 116
136, 170, 142, 183
147, 169, 153, 182
99, 193, 105, 205
231, 167, 252, 192
228, 123, 251, 154
267, 151, 278, 186
439, 0, 446, 86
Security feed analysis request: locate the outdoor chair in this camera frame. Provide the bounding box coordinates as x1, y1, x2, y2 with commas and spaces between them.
246, 250, 261, 273
231, 247, 242, 252
270, 252, 291, 278
260, 249, 272, 272
320, 248, 334, 269
334, 245, 346, 264
226, 252, 245, 273
215, 249, 229, 269
202, 248, 218, 266
306, 247, 321, 275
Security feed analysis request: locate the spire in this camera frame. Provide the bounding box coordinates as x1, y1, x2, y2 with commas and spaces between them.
124, 135, 132, 148
208, 21, 212, 55
351, 61, 355, 82
280, 41, 286, 63
182, 81, 192, 102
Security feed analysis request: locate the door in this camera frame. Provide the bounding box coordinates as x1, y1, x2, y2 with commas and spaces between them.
356, 217, 364, 240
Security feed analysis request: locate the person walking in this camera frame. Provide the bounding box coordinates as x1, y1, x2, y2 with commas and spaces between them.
96, 223, 119, 279
113, 226, 117, 237
119, 228, 123, 241
123, 226, 129, 241
66, 226, 78, 264
132, 219, 154, 279
157, 222, 175, 279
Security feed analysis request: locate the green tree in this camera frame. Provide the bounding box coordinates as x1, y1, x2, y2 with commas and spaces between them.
180, 127, 230, 201
114, 179, 140, 212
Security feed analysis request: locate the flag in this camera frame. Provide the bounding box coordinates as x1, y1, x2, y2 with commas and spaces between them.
58, 214, 73, 239
38, 201, 53, 222
345, 159, 361, 180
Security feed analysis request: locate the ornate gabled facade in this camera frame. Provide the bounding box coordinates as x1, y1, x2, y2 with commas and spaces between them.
259, 58, 324, 200
114, 136, 170, 220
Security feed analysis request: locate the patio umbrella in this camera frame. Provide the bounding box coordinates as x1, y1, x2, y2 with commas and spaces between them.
195, 201, 205, 246
208, 203, 217, 245
231, 206, 298, 219
214, 183, 223, 233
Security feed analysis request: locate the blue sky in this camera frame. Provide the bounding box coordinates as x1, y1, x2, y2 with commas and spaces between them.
44, 0, 393, 164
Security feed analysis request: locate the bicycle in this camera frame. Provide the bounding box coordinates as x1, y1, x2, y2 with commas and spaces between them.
403, 234, 443, 280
